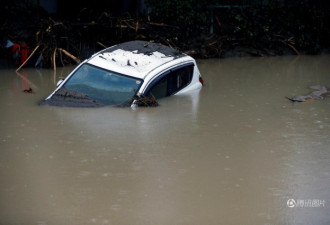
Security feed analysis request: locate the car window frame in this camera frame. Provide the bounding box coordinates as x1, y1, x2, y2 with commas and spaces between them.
144, 63, 195, 98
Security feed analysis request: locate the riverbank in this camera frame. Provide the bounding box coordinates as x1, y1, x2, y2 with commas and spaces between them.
2, 18, 330, 70
1, 1, 330, 68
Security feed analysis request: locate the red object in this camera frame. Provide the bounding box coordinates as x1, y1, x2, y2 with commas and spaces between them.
199, 76, 204, 85
12, 43, 20, 54
20, 43, 30, 65
12, 43, 30, 66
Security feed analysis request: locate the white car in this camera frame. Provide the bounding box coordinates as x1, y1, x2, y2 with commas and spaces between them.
41, 40, 203, 107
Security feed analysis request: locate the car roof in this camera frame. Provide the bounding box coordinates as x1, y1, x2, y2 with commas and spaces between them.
86, 40, 191, 79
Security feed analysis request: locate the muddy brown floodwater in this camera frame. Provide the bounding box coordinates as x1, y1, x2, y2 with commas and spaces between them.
1, 55, 330, 225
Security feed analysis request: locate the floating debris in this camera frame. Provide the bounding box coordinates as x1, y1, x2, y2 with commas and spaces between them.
23, 88, 34, 94
40, 88, 104, 107
130, 94, 159, 107
16, 18, 80, 72
286, 85, 328, 103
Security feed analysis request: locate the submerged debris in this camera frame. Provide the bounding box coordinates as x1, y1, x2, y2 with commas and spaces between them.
40, 88, 159, 108
40, 87, 104, 107
286, 85, 328, 102
130, 94, 159, 107
23, 87, 34, 94
14, 18, 81, 72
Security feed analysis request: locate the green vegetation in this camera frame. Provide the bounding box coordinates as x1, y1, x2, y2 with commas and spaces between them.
145, 0, 208, 38
1, 0, 330, 63
145, 0, 330, 56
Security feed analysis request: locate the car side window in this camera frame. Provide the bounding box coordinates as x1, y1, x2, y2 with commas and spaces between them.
147, 65, 194, 99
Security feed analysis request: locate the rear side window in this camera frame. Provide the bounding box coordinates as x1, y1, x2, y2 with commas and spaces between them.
146, 64, 194, 99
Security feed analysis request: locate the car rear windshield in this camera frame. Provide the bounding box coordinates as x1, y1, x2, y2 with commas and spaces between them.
63, 63, 143, 105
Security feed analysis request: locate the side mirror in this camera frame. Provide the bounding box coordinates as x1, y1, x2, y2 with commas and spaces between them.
56, 79, 64, 87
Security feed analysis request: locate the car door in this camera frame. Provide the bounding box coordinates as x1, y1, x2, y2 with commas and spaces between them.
144, 63, 194, 99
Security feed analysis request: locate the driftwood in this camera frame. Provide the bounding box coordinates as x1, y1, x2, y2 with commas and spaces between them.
33, 18, 81, 71
286, 85, 328, 102
280, 40, 300, 55
16, 45, 40, 72
97, 41, 107, 49
275, 36, 300, 55
58, 48, 81, 64
53, 48, 57, 72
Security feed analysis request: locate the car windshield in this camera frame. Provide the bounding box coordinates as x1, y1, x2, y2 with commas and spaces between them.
63, 63, 143, 105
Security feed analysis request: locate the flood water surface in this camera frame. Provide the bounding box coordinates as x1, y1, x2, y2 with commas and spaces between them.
1, 56, 330, 225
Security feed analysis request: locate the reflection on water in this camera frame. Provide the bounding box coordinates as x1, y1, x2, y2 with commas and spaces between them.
1, 55, 330, 225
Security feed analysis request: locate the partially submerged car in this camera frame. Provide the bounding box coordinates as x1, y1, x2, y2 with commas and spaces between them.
41, 40, 203, 107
